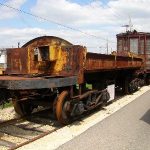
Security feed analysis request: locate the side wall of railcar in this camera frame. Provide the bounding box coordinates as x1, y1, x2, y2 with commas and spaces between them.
117, 31, 150, 83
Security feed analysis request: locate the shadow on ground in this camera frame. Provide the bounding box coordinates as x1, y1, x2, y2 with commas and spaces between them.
140, 109, 150, 125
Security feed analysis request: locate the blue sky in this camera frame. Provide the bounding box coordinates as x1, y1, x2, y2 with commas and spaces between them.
0, 0, 149, 53
69, 0, 110, 5
0, 0, 110, 29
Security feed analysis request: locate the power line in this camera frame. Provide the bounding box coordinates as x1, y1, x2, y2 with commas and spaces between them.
102, 0, 126, 19
18, 13, 46, 38
99, 0, 128, 27
89, 1, 125, 29
0, 2, 116, 44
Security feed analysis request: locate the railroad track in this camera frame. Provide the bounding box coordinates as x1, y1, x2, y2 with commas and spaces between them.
0, 109, 63, 150
0, 92, 126, 150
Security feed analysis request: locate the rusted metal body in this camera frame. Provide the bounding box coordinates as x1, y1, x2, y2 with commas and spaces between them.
117, 30, 150, 72
3, 35, 143, 88
0, 49, 143, 90
0, 76, 77, 90
0, 35, 145, 124
85, 52, 143, 73
6, 36, 85, 84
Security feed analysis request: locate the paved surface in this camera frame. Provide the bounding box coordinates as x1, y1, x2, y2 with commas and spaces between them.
57, 91, 150, 150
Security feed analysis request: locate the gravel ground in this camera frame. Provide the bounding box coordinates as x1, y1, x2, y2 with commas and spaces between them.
1, 133, 27, 144
15, 120, 56, 131
0, 119, 57, 150
0, 146, 7, 150
0, 107, 58, 150
0, 107, 18, 121
0, 125, 40, 139
0, 106, 48, 122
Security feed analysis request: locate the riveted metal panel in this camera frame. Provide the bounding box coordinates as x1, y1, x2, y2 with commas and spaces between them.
6, 48, 28, 74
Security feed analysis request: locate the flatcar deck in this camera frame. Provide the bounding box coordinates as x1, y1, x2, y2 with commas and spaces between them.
85, 53, 143, 72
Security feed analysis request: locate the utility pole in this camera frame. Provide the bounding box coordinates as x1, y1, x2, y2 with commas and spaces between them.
18, 42, 20, 48
106, 39, 109, 54
129, 15, 133, 31
122, 15, 133, 32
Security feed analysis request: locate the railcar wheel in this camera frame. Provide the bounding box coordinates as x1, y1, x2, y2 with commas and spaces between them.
56, 91, 71, 124
13, 100, 33, 116
52, 97, 58, 119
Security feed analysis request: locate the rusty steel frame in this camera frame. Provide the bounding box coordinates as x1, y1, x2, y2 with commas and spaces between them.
0, 76, 77, 90
117, 31, 150, 72
0, 53, 143, 90
3, 35, 144, 91
85, 52, 143, 73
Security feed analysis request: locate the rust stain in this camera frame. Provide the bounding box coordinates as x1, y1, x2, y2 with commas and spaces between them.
5, 36, 143, 85
85, 53, 143, 72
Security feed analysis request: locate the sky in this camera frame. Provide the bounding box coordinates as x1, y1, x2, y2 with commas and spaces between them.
0, 0, 150, 53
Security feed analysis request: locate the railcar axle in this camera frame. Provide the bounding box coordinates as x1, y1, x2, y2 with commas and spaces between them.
55, 89, 110, 124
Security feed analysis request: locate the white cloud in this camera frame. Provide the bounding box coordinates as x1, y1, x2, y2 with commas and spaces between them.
31, 0, 150, 28
0, 27, 116, 53
31, 0, 120, 26
29, 0, 150, 51
0, 0, 150, 53
0, 0, 26, 20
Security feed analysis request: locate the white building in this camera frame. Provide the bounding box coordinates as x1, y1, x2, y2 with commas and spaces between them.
0, 49, 7, 73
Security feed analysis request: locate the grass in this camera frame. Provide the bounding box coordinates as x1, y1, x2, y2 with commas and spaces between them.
76, 84, 93, 90
86, 84, 92, 89
0, 101, 13, 109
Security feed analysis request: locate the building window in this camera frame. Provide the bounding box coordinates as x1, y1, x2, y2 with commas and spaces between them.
130, 38, 138, 54
139, 39, 144, 54
146, 39, 150, 54
117, 39, 122, 51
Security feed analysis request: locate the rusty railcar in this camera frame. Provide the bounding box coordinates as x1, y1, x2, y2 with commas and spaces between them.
117, 30, 150, 83
0, 36, 144, 124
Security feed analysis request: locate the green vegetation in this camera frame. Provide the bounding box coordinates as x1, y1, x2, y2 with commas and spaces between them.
0, 101, 12, 109
76, 84, 93, 90
86, 84, 92, 89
